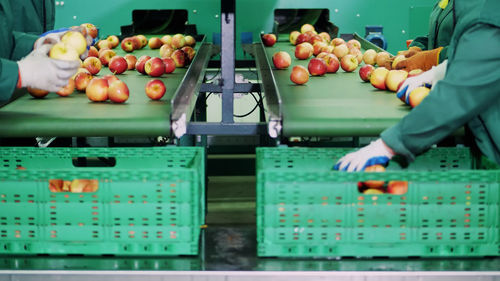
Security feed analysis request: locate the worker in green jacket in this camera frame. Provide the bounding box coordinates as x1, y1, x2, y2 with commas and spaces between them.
394, 0, 455, 72
335, 0, 500, 171
12, 0, 55, 34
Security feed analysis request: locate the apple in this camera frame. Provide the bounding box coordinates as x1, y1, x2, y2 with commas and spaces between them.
108, 80, 129, 103
124, 54, 137, 70
145, 79, 166, 100
322, 53, 340, 73
330, 37, 345, 46
181, 46, 196, 62
102, 74, 120, 85
359, 64, 375, 82
27, 87, 49, 98
392, 55, 406, 69
290, 65, 309, 85
295, 33, 311, 45
160, 35, 172, 45
81, 23, 98, 39
171, 34, 186, 49
61, 31, 87, 55
308, 35, 323, 46
132, 34, 147, 48
184, 35, 196, 47
294, 42, 313, 60
49, 179, 63, 192
98, 49, 116, 66
109, 56, 128, 75
106, 35, 119, 49
86, 78, 108, 102
49, 42, 79, 61
56, 79, 75, 97
120, 37, 135, 52
171, 50, 187, 68
333, 43, 349, 59
136, 55, 151, 74
340, 54, 359, 72
272, 51, 291, 70
145, 57, 165, 77
316, 52, 329, 60
318, 32, 331, 42
363, 189, 384, 194
300, 23, 315, 34
262, 33, 277, 47
349, 48, 363, 64
321, 45, 334, 54
346, 39, 361, 50
363, 164, 386, 189
387, 181, 408, 195
162, 58, 176, 74
386, 70, 409, 92
409, 86, 430, 108
289, 31, 301, 45
370, 67, 390, 90
74, 71, 93, 92
408, 69, 423, 77
72, 67, 90, 79
313, 41, 328, 56
308, 58, 327, 76
159, 44, 174, 58
363, 49, 377, 65
82, 57, 102, 75
87, 46, 99, 58
376, 52, 391, 67
148, 37, 163, 49
96, 40, 110, 50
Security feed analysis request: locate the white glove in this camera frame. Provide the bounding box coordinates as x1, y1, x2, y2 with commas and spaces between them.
396, 60, 448, 104
17, 45, 80, 92
334, 139, 395, 172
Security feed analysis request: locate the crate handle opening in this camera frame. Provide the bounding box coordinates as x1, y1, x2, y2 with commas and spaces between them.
357, 181, 408, 195
72, 157, 116, 167
49, 179, 99, 193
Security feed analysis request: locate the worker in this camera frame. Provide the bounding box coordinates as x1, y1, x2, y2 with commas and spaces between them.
393, 0, 455, 72
12, 0, 55, 34
335, 0, 500, 171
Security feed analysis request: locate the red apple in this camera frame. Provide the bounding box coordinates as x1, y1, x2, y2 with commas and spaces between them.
56, 79, 75, 97
272, 51, 291, 70
289, 31, 301, 45
290, 65, 309, 85
295, 33, 311, 45
74, 71, 93, 92
333, 43, 349, 59
98, 49, 116, 66
262, 34, 277, 47
300, 23, 315, 34
145, 79, 166, 100
108, 80, 129, 103
106, 35, 119, 48
148, 37, 163, 49
159, 44, 174, 59
376, 52, 391, 67
102, 74, 119, 85
85, 78, 108, 102
136, 55, 151, 74
316, 52, 329, 60
87, 46, 99, 58
318, 32, 331, 42
346, 39, 361, 50
135, 35, 148, 48
322, 45, 334, 54
322, 53, 340, 73
171, 50, 187, 68
349, 48, 363, 64
363, 49, 377, 65
313, 41, 328, 56
386, 70, 409, 92
27, 87, 49, 98
308, 58, 327, 76
124, 54, 137, 70
171, 34, 185, 49
387, 181, 408, 195
109, 56, 128, 75
162, 58, 176, 74
409, 87, 430, 108
120, 37, 135, 52
359, 65, 375, 82
82, 56, 102, 75
294, 42, 313, 60
145, 57, 165, 77
184, 35, 196, 47
81, 23, 98, 39
331, 37, 345, 46
370, 67, 390, 90
340, 54, 359, 72
363, 165, 386, 189
181, 46, 196, 63
308, 35, 323, 45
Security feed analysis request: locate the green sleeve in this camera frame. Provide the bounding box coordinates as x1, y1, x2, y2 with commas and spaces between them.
11, 31, 37, 61
0, 58, 19, 101
438, 45, 448, 63
381, 24, 500, 162
409, 36, 428, 51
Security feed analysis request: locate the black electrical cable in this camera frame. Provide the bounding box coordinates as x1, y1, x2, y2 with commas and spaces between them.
234, 92, 263, 118
204, 68, 221, 83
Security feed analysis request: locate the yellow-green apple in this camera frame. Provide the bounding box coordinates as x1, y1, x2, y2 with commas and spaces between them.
135, 35, 148, 48
86, 78, 108, 102
109, 56, 128, 75
102, 74, 119, 85
392, 54, 406, 69
386, 69, 408, 92
159, 44, 174, 59
376, 52, 391, 67
333, 43, 349, 59
184, 35, 196, 47
96, 40, 110, 50
27, 87, 49, 98
387, 181, 408, 195
408, 69, 423, 77
359, 64, 375, 82
363, 49, 377, 65
409, 86, 430, 108
295, 33, 311, 45
171, 34, 185, 49
300, 23, 315, 34
330, 37, 345, 46
290, 65, 309, 85
82, 56, 102, 75
261, 33, 277, 47
98, 49, 116, 66
120, 37, 135, 52
74, 71, 93, 91
363, 189, 384, 194
148, 37, 163, 49
318, 32, 331, 42
349, 48, 363, 63
106, 35, 119, 48
145, 57, 165, 77
322, 53, 340, 73
87, 46, 99, 58
108, 80, 129, 103
289, 31, 301, 45
171, 49, 187, 67
56, 79, 75, 97
313, 41, 328, 56
272, 51, 291, 69
308, 58, 327, 76
81, 23, 98, 39
340, 54, 359, 72
61, 31, 87, 55
160, 35, 172, 45
181, 46, 196, 62
370, 67, 390, 90
294, 42, 313, 60
145, 79, 166, 100
346, 39, 361, 50
363, 164, 386, 189
49, 42, 79, 61
136, 55, 151, 74
124, 54, 137, 70
162, 58, 176, 74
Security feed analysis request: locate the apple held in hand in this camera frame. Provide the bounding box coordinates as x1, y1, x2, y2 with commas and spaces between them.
340, 54, 359, 72
49, 42, 79, 61
61, 31, 87, 55
290, 65, 309, 85
363, 49, 377, 65
109, 56, 128, 75
308, 58, 327, 76
81, 23, 98, 39
56, 79, 75, 97
295, 42, 313, 60
409, 86, 430, 108
262, 33, 277, 47
359, 64, 375, 82
408, 69, 423, 77
162, 58, 176, 74
124, 54, 137, 70
82, 56, 102, 75
145, 57, 165, 77
272, 51, 291, 70
376, 52, 391, 67
108, 80, 129, 103
145, 79, 166, 100
392, 55, 406, 69
386, 70, 408, 92
322, 53, 340, 73
370, 67, 390, 90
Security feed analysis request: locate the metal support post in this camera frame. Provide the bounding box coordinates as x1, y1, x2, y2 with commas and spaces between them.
221, 0, 235, 123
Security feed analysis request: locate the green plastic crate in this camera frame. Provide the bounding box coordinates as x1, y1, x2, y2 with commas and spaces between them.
0, 146, 205, 256
257, 147, 500, 258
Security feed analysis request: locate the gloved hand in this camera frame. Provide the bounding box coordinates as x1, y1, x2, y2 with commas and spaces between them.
334, 139, 395, 172
397, 46, 422, 58
396, 60, 448, 104
17, 44, 80, 92
394, 47, 443, 72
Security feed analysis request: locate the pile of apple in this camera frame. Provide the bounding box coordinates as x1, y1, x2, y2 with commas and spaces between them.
360, 165, 408, 195
49, 179, 98, 193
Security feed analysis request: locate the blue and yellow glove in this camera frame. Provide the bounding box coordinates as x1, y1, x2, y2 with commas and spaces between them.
397, 60, 448, 105
334, 139, 395, 172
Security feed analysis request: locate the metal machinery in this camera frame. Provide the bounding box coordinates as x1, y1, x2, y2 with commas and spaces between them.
0, 0, 499, 280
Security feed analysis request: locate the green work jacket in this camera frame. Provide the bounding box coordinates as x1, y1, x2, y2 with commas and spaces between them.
410, 0, 455, 63
0, 0, 38, 100
382, 0, 500, 164
11, 0, 55, 34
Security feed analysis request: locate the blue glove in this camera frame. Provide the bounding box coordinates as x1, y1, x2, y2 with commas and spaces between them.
334, 139, 395, 172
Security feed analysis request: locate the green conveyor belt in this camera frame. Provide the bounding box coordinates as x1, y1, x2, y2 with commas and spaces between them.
0, 41, 200, 138
265, 40, 410, 137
